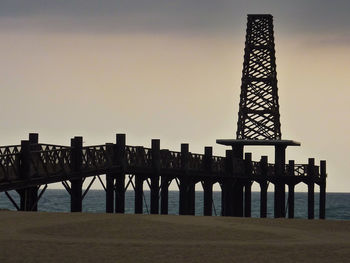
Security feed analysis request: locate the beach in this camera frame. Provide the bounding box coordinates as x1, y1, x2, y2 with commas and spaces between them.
0, 211, 349, 262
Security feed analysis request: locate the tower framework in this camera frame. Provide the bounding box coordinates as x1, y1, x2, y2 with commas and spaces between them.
236, 14, 281, 140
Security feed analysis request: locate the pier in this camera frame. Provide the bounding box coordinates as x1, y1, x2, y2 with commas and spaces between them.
0, 133, 326, 219
0, 14, 326, 219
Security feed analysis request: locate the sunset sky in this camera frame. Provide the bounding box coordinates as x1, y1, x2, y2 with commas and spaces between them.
0, 0, 349, 192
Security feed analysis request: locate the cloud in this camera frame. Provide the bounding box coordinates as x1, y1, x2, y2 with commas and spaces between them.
0, 0, 349, 37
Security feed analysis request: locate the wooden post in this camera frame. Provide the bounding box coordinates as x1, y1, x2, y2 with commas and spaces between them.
134, 175, 143, 214
232, 180, 244, 217
319, 160, 326, 219
287, 160, 295, 219
28, 133, 39, 211
160, 175, 169, 214
232, 144, 244, 159
134, 147, 144, 214
222, 150, 234, 216
115, 134, 126, 213
18, 140, 38, 211
187, 146, 195, 216
70, 136, 83, 212
105, 143, 115, 213
19, 140, 29, 211
307, 158, 315, 219
287, 184, 295, 219
179, 143, 189, 215
244, 153, 252, 217
203, 147, 213, 216
18, 134, 39, 212
151, 139, 160, 214
260, 156, 268, 218
274, 145, 286, 218
160, 149, 169, 215
231, 144, 244, 216
188, 183, 195, 215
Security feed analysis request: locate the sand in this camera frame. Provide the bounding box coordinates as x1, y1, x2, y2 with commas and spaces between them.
0, 211, 349, 262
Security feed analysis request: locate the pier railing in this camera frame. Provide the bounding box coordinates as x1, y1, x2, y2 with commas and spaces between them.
0, 142, 323, 190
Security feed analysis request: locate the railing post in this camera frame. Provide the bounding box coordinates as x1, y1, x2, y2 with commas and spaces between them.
287, 160, 295, 219
115, 134, 126, 213
70, 136, 83, 212
105, 143, 115, 213
259, 156, 268, 218
319, 160, 326, 219
244, 153, 252, 217
151, 139, 160, 214
160, 150, 169, 215
179, 143, 189, 215
307, 158, 315, 219
203, 147, 213, 216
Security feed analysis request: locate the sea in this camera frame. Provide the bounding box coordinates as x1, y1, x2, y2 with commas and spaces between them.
1, 190, 350, 220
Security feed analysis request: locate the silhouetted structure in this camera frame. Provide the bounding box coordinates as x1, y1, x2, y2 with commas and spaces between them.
217, 14, 326, 219
0, 14, 326, 219
236, 14, 281, 140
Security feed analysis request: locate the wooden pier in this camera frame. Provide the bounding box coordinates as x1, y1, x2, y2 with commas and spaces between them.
0, 15, 327, 219
0, 133, 326, 219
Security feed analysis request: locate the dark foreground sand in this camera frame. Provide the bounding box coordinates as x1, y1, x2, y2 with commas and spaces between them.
0, 211, 349, 262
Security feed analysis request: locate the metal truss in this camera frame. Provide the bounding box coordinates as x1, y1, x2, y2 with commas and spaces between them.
236, 14, 281, 140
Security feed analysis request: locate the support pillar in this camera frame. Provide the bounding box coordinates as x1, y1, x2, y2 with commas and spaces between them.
203, 147, 213, 216
135, 174, 143, 214
188, 183, 195, 215
232, 144, 244, 159
221, 181, 228, 216
179, 178, 189, 215
160, 173, 169, 214
319, 160, 326, 219
203, 181, 213, 216
244, 182, 252, 217
222, 150, 234, 216
106, 173, 114, 213
288, 184, 295, 219
105, 143, 115, 213
232, 180, 244, 217
19, 140, 31, 211
70, 136, 83, 212
260, 156, 268, 218
28, 133, 39, 211
287, 160, 295, 219
179, 144, 189, 215
115, 173, 125, 213
307, 158, 315, 219
18, 186, 38, 211
274, 145, 286, 218
71, 178, 83, 212
231, 147, 244, 217
115, 134, 126, 213
19, 138, 38, 211
244, 153, 252, 217
150, 139, 160, 214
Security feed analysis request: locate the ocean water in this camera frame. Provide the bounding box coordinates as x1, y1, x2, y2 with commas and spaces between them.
1, 190, 349, 220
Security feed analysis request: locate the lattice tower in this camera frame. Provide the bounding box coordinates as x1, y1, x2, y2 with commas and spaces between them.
236, 14, 281, 140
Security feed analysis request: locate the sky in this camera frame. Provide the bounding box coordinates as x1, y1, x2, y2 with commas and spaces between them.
0, 0, 349, 192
